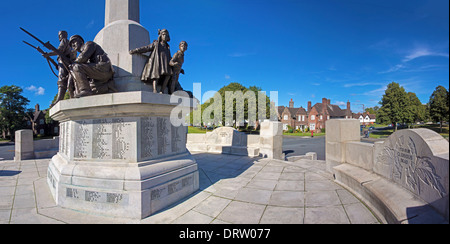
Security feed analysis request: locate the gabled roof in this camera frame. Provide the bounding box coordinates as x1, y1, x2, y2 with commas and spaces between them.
312, 103, 347, 117
277, 106, 285, 115
295, 107, 307, 115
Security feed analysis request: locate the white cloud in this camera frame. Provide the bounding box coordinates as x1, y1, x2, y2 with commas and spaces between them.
26, 85, 45, 96
380, 46, 449, 74
334, 101, 347, 107
402, 48, 449, 62
378, 64, 405, 74
225, 74, 231, 80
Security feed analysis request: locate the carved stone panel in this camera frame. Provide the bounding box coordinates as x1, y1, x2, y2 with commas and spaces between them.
374, 129, 449, 207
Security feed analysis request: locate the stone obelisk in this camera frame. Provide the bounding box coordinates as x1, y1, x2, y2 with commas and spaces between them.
48, 0, 198, 219
94, 0, 151, 92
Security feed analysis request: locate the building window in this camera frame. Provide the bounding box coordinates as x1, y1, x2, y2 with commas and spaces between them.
327, 116, 330, 120
320, 115, 323, 120
39, 129, 44, 135
54, 127, 59, 134
283, 115, 288, 120
311, 115, 315, 120
40, 119, 45, 125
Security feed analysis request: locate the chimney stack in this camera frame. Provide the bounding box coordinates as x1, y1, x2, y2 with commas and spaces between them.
289, 99, 294, 108
322, 98, 327, 117
35, 104, 40, 113
308, 101, 312, 112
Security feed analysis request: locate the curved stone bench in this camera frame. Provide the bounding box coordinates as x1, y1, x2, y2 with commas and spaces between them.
326, 119, 449, 224
334, 163, 447, 224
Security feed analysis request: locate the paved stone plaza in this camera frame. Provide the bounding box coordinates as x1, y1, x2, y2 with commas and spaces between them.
0, 152, 380, 224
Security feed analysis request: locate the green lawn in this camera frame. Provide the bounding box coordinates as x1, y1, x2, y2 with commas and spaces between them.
188, 126, 208, 134
369, 124, 449, 140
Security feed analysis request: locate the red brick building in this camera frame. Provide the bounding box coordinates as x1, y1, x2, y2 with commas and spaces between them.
278, 98, 353, 132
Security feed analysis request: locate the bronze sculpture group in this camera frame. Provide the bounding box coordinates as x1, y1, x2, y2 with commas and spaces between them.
22, 28, 187, 106
130, 29, 187, 94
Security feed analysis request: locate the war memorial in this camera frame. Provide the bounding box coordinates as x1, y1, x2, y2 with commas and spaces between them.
1, 0, 448, 226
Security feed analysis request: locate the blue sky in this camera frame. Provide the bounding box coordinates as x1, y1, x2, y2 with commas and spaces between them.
1, 0, 448, 113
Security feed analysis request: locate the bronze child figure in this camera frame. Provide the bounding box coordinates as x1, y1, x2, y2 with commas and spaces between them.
169, 41, 188, 94
129, 29, 173, 94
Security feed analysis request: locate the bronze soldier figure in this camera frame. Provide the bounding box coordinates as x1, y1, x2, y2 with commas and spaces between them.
129, 29, 173, 94
43, 31, 76, 107
169, 41, 188, 94
68, 35, 116, 97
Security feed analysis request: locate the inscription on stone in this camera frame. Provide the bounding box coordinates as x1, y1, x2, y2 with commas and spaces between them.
66, 188, 80, 199
112, 118, 132, 160
65, 187, 128, 205
107, 193, 124, 204
74, 120, 91, 159
92, 119, 112, 159
140, 117, 157, 159
171, 124, 181, 153
157, 117, 170, 156
47, 168, 56, 189
59, 122, 66, 156
150, 174, 194, 201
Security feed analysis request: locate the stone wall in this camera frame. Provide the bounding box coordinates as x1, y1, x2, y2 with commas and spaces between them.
14, 130, 59, 161
187, 120, 283, 160
326, 119, 449, 223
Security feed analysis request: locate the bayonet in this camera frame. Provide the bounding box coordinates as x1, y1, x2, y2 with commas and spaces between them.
22, 40, 58, 77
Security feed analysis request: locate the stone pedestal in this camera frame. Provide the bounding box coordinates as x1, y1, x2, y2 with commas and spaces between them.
94, 0, 152, 93
47, 91, 198, 219
14, 130, 34, 161
325, 119, 360, 172
259, 120, 283, 160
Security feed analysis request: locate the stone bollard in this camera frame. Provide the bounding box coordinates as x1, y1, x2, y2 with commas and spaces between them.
14, 130, 35, 161
259, 120, 283, 160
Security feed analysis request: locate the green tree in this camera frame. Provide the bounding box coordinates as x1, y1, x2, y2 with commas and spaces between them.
192, 82, 272, 129
377, 82, 411, 131
428, 85, 449, 133
0, 85, 30, 139
406, 92, 426, 126
365, 106, 379, 115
